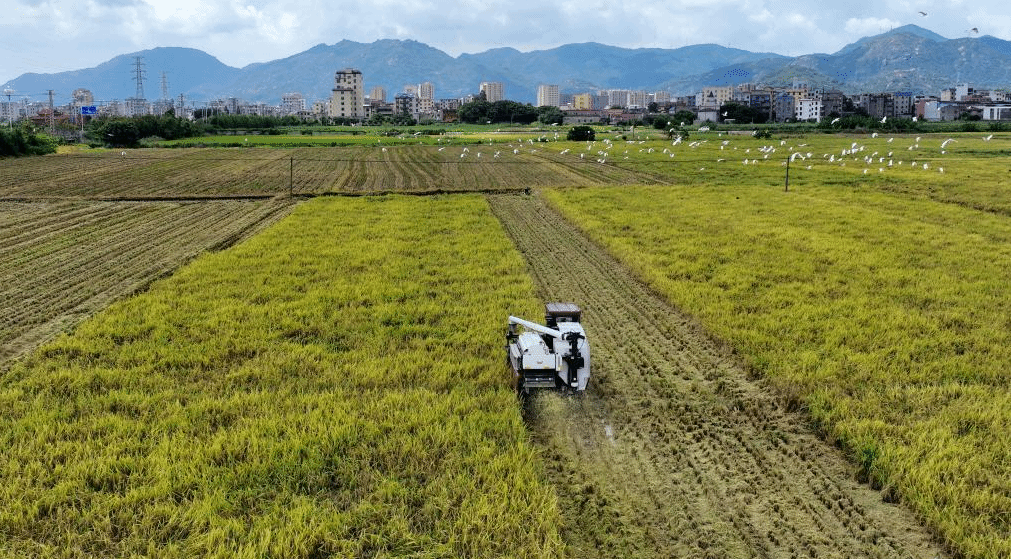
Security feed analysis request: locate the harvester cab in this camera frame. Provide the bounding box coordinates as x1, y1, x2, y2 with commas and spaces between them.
506, 303, 590, 394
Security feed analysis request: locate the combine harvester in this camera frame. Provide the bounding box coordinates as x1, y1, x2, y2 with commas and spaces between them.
506, 303, 590, 394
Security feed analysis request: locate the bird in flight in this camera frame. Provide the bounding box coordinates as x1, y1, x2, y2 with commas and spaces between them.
919, 11, 927, 16
969, 27, 979, 34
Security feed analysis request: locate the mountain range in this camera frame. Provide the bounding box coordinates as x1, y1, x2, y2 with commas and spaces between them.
6, 25, 1011, 106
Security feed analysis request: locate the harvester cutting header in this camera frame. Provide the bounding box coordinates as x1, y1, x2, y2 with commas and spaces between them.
507, 303, 590, 394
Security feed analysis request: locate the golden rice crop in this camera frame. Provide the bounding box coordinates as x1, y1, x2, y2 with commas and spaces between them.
543, 180, 1011, 559
0, 195, 559, 558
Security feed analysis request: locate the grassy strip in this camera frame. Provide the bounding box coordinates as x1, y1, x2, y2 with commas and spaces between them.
0, 195, 559, 558
543, 184, 1011, 559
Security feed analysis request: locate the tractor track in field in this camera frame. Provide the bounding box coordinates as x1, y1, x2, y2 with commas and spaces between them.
488, 192, 947, 559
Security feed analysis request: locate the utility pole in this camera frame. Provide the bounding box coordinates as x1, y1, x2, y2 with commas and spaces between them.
785, 154, 793, 192
3, 88, 13, 128
48, 90, 55, 135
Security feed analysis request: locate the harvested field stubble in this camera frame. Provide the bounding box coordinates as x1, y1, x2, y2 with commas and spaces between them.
488, 193, 946, 559
0, 145, 649, 199
0, 199, 292, 364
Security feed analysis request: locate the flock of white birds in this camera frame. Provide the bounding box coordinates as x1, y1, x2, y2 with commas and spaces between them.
382, 128, 1001, 178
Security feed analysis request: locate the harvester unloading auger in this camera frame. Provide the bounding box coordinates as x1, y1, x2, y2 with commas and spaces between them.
506, 303, 590, 394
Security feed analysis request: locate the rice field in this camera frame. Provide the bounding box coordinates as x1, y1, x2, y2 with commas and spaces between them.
4, 129, 1011, 558
542, 167, 1011, 558
0, 195, 562, 558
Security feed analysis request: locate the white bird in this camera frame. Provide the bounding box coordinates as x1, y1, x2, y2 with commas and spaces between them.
831, 117, 841, 125
983, 134, 994, 141
438, 147, 445, 151
881, 116, 887, 123
941, 138, 955, 149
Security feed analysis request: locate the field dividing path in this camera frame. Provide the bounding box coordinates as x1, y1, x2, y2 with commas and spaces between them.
488, 193, 947, 559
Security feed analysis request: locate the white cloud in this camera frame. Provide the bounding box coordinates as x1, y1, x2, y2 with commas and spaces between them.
844, 17, 903, 37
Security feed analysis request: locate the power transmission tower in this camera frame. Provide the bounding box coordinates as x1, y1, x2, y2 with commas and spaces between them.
133, 56, 146, 100
160, 71, 169, 100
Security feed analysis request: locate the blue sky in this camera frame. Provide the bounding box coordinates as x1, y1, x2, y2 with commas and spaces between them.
2, 0, 1005, 87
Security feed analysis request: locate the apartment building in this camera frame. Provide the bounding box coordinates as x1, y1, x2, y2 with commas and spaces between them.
537, 84, 559, 107
280, 92, 306, 115
795, 93, 823, 122
330, 68, 364, 120
479, 81, 504, 102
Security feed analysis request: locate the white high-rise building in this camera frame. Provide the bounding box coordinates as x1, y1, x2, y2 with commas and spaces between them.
281, 92, 306, 115
480, 81, 505, 102
330, 68, 364, 120
627, 90, 649, 109
419, 82, 435, 100
370, 86, 387, 104
537, 84, 559, 107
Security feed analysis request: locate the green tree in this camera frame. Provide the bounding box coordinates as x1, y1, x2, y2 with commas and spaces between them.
670, 110, 696, 126
0, 124, 58, 157
720, 102, 766, 124
567, 125, 595, 141
458, 100, 491, 124
97, 119, 142, 148
537, 106, 565, 125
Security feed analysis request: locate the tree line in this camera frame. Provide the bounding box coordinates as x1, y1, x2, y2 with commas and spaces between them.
0, 125, 59, 157
456, 100, 564, 125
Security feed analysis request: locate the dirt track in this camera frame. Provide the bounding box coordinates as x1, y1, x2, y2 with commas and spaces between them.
488, 193, 947, 559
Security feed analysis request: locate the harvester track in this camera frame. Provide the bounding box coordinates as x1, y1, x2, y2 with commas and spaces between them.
488, 193, 946, 559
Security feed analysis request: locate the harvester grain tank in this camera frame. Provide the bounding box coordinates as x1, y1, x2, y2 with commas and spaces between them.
506, 303, 590, 393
